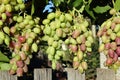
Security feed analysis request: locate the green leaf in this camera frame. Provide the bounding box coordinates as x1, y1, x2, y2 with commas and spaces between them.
88, 0, 92, 5
31, 0, 35, 15
53, 0, 64, 7
114, 0, 120, 11
0, 63, 11, 70
0, 51, 9, 62
46, 0, 48, 3
73, 0, 83, 7
93, 5, 111, 13
85, 5, 95, 19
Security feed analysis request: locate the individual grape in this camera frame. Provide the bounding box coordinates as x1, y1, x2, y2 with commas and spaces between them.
31, 42, 38, 52
0, 31, 5, 40
0, 4, 6, 13
42, 19, 50, 25
17, 16, 23, 22
0, 20, 3, 26
47, 12, 55, 20
4, 35, 10, 46
5, 4, 12, 12
17, 0, 23, 4
19, 3, 25, 10
2, 0, 10, 4
1, 13, 7, 20
65, 13, 72, 21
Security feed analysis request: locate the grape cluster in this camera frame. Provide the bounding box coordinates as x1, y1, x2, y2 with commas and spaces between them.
0, 0, 41, 76
9, 15, 41, 76
42, 10, 94, 73
98, 16, 120, 71
0, 0, 25, 45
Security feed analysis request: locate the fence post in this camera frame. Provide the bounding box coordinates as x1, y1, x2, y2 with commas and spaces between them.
34, 68, 52, 80
96, 68, 116, 80
65, 68, 85, 80
0, 71, 17, 80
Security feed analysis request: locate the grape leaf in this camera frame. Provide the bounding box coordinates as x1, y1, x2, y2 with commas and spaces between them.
0, 51, 9, 62
53, 0, 64, 7
85, 5, 95, 19
93, 5, 111, 13
73, 0, 83, 7
0, 63, 11, 70
46, 0, 48, 3
114, 0, 120, 11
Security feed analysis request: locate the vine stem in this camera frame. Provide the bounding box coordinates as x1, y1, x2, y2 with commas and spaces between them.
112, 0, 115, 8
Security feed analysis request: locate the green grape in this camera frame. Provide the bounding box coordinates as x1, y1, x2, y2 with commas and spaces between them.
10, 0, 17, 5
31, 42, 38, 52
49, 46, 55, 55
48, 37, 54, 46
42, 19, 50, 25
55, 19, 61, 28
13, 16, 17, 21
59, 14, 65, 22
17, 16, 23, 23
47, 12, 55, 20
19, 3, 25, 10
56, 28, 63, 37
23, 19, 29, 25
0, 20, 3, 26
25, 15, 32, 20
27, 38, 33, 44
14, 5, 19, 11
17, 0, 23, 4
1, 13, 7, 20
33, 27, 41, 34
4, 35, 10, 46
53, 34, 59, 40
0, 31, 5, 40
0, 4, 6, 13
60, 23, 66, 28
2, 0, 10, 4
65, 13, 72, 21
3, 26, 10, 35
5, 4, 12, 12
52, 41, 58, 48
52, 60, 56, 69
0, 38, 3, 44
43, 26, 51, 35
48, 54, 54, 60
29, 20, 35, 26
55, 54, 60, 60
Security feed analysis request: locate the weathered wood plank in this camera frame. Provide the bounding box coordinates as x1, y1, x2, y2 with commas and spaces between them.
65, 68, 85, 80
34, 68, 52, 80
0, 71, 17, 80
66, 68, 76, 80
75, 69, 85, 80
96, 68, 115, 80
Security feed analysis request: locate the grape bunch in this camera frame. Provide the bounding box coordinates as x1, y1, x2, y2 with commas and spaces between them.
67, 15, 94, 73
0, 0, 36, 76
0, 0, 25, 45
98, 15, 120, 71
8, 15, 41, 76
42, 10, 94, 73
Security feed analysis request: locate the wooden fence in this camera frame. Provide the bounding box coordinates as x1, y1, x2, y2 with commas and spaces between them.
0, 68, 118, 80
